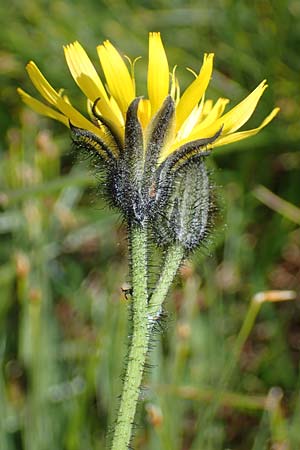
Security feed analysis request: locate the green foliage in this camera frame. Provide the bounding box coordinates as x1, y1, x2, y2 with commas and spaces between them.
1, 0, 300, 449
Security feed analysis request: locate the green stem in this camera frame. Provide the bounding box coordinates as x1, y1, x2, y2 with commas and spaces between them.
111, 239, 184, 449
111, 225, 149, 450
148, 244, 185, 319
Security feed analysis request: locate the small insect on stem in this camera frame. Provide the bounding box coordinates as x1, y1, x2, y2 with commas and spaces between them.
121, 282, 133, 300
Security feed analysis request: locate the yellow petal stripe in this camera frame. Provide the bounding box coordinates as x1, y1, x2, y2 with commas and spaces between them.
97, 40, 135, 118
147, 32, 169, 116
175, 53, 214, 131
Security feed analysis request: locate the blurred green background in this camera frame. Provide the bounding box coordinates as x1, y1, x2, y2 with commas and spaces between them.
1, 0, 300, 449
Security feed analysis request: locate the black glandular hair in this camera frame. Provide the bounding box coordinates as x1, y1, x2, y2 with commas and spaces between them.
151, 156, 216, 252
70, 96, 221, 252
108, 96, 176, 227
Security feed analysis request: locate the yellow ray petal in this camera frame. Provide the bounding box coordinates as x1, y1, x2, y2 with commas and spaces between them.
202, 99, 214, 117
182, 80, 269, 145
196, 97, 229, 129
147, 32, 169, 116
213, 107, 280, 147
57, 99, 100, 134
167, 106, 279, 158
175, 53, 214, 131
214, 80, 268, 134
64, 41, 108, 102
64, 41, 124, 132
97, 40, 135, 117
137, 99, 151, 130
109, 96, 125, 126
17, 88, 69, 126
176, 100, 204, 141
25, 62, 115, 144
26, 61, 60, 105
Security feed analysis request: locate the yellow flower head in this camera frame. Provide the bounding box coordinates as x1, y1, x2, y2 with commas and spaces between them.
18, 32, 279, 164
18, 33, 279, 237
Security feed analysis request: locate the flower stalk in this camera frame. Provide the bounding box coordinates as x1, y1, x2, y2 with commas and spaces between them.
112, 229, 185, 449
148, 244, 185, 318
111, 225, 149, 450
112, 233, 185, 449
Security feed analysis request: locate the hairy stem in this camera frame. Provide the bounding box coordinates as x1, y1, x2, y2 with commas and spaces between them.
148, 244, 185, 319
111, 225, 149, 450
111, 237, 185, 449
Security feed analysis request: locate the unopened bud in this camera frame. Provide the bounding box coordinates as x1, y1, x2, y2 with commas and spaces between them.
152, 158, 215, 252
